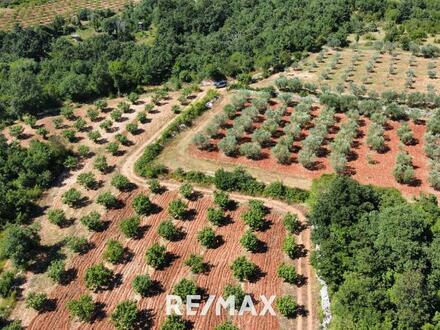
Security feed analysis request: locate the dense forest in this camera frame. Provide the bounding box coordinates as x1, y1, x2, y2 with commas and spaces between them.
0, 0, 439, 120
310, 175, 440, 329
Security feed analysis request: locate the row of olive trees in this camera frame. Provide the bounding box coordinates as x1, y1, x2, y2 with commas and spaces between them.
425, 109, 440, 189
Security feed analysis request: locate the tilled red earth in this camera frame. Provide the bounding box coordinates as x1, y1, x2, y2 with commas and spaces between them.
28, 189, 305, 329
191, 106, 438, 199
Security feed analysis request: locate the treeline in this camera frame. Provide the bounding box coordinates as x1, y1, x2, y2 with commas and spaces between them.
310, 175, 440, 329
0, 136, 68, 226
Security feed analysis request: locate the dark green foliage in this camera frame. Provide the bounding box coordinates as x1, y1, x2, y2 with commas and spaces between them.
47, 209, 67, 227
0, 224, 40, 268
230, 256, 258, 282
47, 259, 66, 283
111, 300, 138, 330
84, 263, 113, 291
148, 179, 162, 194
62, 188, 82, 207
173, 278, 197, 301
283, 213, 301, 234
103, 240, 125, 264
184, 254, 208, 274
132, 194, 154, 215
223, 283, 245, 310
277, 263, 297, 284
25, 292, 48, 312
215, 321, 239, 330
119, 216, 140, 238
65, 235, 89, 254
240, 230, 261, 253
94, 155, 109, 172
0, 271, 16, 298
213, 190, 231, 209
111, 174, 132, 191
197, 227, 217, 248
275, 295, 297, 318
241, 200, 266, 231
77, 172, 97, 190
157, 220, 181, 241
207, 207, 225, 226
97, 192, 119, 209
146, 243, 167, 269
179, 183, 193, 199
80, 211, 104, 231
161, 315, 187, 330
132, 275, 154, 297
67, 295, 95, 322
168, 199, 187, 219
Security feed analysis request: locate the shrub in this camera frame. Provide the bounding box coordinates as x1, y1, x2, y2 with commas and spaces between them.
117, 101, 130, 113
47, 209, 67, 227
97, 192, 119, 209
275, 295, 297, 318
366, 123, 386, 152
128, 92, 139, 104
207, 207, 225, 226
137, 112, 148, 124
77, 172, 97, 190
111, 174, 132, 191
74, 117, 87, 131
94, 155, 109, 172
62, 129, 76, 142
162, 315, 187, 330
158, 220, 181, 241
25, 292, 48, 312
272, 142, 291, 164
197, 227, 217, 248
393, 151, 415, 184
213, 190, 231, 209
146, 243, 167, 269
239, 142, 261, 159
77, 145, 90, 158
193, 133, 210, 150
240, 230, 260, 252
81, 211, 104, 231
215, 321, 239, 330
65, 236, 89, 254
173, 278, 197, 301
120, 216, 140, 238
179, 183, 194, 199
218, 135, 237, 156
126, 122, 138, 135
23, 114, 37, 127
168, 199, 187, 219
111, 109, 123, 121
231, 256, 258, 281
111, 300, 138, 330
277, 263, 297, 284
103, 239, 125, 264
67, 295, 95, 322
223, 104, 236, 118
283, 213, 301, 234
329, 151, 348, 173
223, 284, 245, 309
148, 179, 162, 194
132, 274, 154, 297
428, 162, 440, 190
184, 254, 207, 274
283, 235, 300, 259
86, 108, 99, 121
84, 263, 113, 291
62, 188, 82, 207
88, 130, 101, 143
251, 128, 272, 146
0, 271, 15, 297
397, 122, 414, 145
241, 200, 266, 231
47, 259, 66, 283
172, 105, 181, 114
52, 117, 63, 129
95, 99, 107, 111
132, 194, 154, 215
297, 147, 315, 169
106, 142, 120, 156
36, 127, 49, 139
60, 106, 75, 120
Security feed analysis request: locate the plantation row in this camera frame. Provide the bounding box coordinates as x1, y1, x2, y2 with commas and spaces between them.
193, 86, 440, 190
8, 183, 305, 329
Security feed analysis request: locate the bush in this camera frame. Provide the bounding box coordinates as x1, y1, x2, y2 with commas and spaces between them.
146, 243, 167, 269
173, 278, 197, 301
272, 142, 291, 164
158, 220, 181, 241
213, 190, 231, 209
366, 123, 386, 152
87, 130, 101, 143
77, 172, 97, 190
78, 145, 90, 158
94, 155, 109, 172
277, 263, 297, 284
25, 292, 48, 312
111, 174, 132, 191
62, 129, 76, 142
241, 200, 266, 231
80, 211, 104, 231
120, 216, 140, 238
240, 230, 260, 252
97, 192, 119, 209
283, 235, 300, 259
126, 122, 139, 135
148, 179, 162, 194
103, 239, 125, 264
118, 102, 130, 113
239, 142, 261, 159
193, 133, 210, 150
111, 300, 138, 330
62, 188, 82, 207
132, 274, 154, 297
275, 295, 297, 318
47, 209, 67, 227
251, 128, 271, 146
223, 284, 245, 309
132, 194, 154, 215
162, 315, 187, 330
393, 151, 415, 184
36, 127, 49, 139
397, 122, 414, 145
179, 183, 194, 199
111, 109, 123, 121
86, 108, 99, 121
207, 207, 225, 226
8, 125, 23, 138
197, 227, 217, 248
230, 256, 258, 281
84, 263, 113, 291
168, 199, 187, 219
106, 142, 120, 156
218, 135, 237, 156
74, 117, 87, 131
47, 259, 66, 283
215, 321, 239, 330
67, 295, 95, 322
0, 271, 15, 297
428, 162, 440, 190
184, 254, 207, 274
65, 236, 89, 254
128, 92, 139, 104
61, 106, 75, 120
283, 213, 301, 234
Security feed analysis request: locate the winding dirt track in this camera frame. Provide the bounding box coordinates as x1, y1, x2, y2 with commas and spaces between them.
26, 84, 318, 330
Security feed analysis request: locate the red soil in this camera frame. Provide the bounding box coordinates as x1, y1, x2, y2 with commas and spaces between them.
28, 188, 307, 329
191, 105, 439, 199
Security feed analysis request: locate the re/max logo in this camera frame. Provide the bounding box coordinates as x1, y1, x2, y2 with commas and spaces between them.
166, 295, 276, 316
